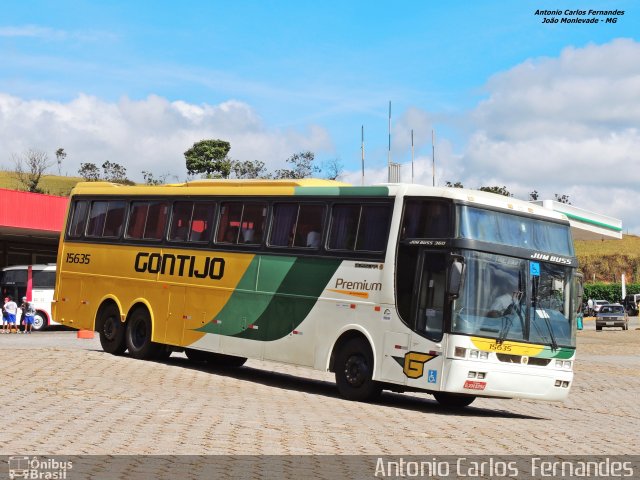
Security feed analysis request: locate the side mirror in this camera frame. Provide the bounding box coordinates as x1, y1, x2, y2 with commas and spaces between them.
448, 256, 465, 299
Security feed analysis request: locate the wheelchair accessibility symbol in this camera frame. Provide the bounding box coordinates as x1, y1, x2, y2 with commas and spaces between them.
427, 370, 437, 384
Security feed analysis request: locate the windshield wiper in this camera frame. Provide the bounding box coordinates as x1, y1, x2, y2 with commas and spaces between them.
531, 276, 558, 351
497, 291, 524, 343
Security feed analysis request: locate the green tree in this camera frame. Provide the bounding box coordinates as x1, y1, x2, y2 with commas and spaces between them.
445, 181, 464, 188
274, 151, 319, 179
102, 161, 130, 183
479, 185, 512, 197
184, 139, 232, 178
55, 148, 67, 176
78, 162, 100, 181
230, 160, 272, 179
529, 190, 539, 201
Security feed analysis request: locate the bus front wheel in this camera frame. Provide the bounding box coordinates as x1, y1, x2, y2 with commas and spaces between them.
433, 392, 476, 409
98, 305, 126, 355
335, 337, 381, 402
125, 308, 161, 360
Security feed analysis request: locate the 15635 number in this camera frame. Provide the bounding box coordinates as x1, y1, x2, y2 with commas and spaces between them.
66, 253, 91, 264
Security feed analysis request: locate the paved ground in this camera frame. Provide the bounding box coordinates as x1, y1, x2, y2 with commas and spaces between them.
0, 317, 639, 458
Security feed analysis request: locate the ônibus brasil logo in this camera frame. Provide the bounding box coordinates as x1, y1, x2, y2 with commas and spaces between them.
7, 456, 72, 479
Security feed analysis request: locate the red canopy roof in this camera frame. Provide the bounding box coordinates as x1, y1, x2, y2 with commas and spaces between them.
0, 188, 69, 233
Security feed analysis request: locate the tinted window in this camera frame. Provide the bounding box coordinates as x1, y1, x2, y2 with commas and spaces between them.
270, 203, 325, 249
86, 201, 108, 237
169, 202, 215, 243
33, 270, 56, 289
401, 200, 451, 239
0, 269, 27, 285
328, 204, 391, 252
125, 202, 169, 240
68, 201, 90, 238
217, 202, 266, 245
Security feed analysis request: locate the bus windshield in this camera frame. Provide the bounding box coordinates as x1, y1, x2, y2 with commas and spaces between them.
451, 251, 576, 348
458, 205, 574, 256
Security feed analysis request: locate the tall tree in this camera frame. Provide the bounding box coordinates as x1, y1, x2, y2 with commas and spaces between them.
529, 190, 539, 201
102, 161, 129, 183
184, 139, 232, 178
78, 163, 100, 181
274, 151, 319, 179
55, 148, 67, 176
12, 149, 52, 193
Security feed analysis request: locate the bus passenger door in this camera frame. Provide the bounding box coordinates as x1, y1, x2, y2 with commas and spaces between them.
405, 250, 448, 391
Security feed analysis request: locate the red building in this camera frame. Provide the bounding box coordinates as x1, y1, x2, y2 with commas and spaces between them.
0, 189, 69, 267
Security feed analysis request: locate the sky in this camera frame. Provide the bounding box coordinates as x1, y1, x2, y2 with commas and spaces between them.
1, 1, 639, 233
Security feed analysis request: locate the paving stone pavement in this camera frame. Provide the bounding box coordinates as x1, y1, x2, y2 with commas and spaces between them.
1, 320, 639, 457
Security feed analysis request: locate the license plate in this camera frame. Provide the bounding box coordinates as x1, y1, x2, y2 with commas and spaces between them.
463, 380, 486, 390
606, 321, 614, 326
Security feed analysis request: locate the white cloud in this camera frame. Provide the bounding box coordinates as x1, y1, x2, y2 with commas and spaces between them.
345, 39, 640, 234
0, 93, 333, 181
459, 39, 640, 233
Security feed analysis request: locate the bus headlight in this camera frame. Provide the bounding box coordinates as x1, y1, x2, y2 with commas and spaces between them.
555, 360, 572, 369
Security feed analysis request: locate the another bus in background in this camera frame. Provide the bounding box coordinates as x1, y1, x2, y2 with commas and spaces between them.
1, 264, 57, 331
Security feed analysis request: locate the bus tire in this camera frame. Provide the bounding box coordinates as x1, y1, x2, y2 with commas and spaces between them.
334, 337, 381, 402
98, 304, 126, 355
125, 307, 160, 360
433, 392, 476, 409
31, 312, 47, 331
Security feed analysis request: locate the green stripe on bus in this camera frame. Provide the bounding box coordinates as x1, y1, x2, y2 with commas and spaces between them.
196, 256, 296, 336
233, 256, 342, 341
294, 186, 389, 196
535, 347, 574, 359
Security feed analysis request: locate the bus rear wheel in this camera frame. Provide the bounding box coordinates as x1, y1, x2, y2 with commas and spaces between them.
98, 304, 126, 355
31, 312, 47, 331
125, 308, 161, 360
433, 392, 476, 409
335, 337, 381, 402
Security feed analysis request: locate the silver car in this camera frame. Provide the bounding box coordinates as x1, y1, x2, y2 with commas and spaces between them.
595, 304, 629, 331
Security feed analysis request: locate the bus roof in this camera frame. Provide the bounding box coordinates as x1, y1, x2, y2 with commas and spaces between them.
69, 180, 568, 223
1, 264, 56, 272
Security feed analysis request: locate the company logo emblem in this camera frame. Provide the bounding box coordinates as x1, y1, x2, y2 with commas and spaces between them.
403, 351, 436, 379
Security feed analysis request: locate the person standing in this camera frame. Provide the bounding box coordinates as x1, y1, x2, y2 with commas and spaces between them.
1, 297, 8, 333
4, 296, 18, 334
20, 296, 35, 334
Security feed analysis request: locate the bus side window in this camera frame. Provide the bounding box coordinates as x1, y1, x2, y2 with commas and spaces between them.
270, 203, 298, 247
356, 205, 390, 251
86, 201, 108, 237
292, 204, 325, 249
189, 203, 215, 243
68, 201, 90, 238
103, 201, 127, 238
217, 203, 243, 244
241, 203, 266, 245
328, 204, 359, 250
169, 202, 193, 242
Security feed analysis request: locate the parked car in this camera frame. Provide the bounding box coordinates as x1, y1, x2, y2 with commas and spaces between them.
590, 299, 608, 316
595, 304, 629, 331
623, 293, 640, 316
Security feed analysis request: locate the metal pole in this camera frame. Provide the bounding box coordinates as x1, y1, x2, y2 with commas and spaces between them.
411, 129, 414, 184
361, 125, 365, 186
388, 101, 391, 183
432, 129, 436, 187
